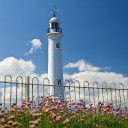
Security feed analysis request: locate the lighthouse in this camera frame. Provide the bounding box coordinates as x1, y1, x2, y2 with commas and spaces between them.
46, 8, 64, 99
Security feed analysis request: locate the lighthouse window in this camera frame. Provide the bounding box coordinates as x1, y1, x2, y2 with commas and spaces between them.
51, 22, 58, 28
58, 80, 61, 85
52, 23, 54, 28
56, 43, 60, 49
55, 23, 58, 28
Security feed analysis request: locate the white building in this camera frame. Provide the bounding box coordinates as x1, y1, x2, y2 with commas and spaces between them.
46, 13, 64, 99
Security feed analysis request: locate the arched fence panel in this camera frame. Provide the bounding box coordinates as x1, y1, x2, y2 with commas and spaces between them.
16, 76, 23, 104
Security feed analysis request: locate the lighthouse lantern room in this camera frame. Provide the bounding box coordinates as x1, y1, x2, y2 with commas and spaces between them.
46, 7, 64, 99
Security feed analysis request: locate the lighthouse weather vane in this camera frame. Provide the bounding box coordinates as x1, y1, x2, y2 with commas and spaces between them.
50, 5, 59, 17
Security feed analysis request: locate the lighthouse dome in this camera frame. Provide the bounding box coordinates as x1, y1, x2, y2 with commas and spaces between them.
49, 17, 60, 24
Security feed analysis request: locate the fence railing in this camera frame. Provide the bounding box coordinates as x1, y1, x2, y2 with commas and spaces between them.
0, 75, 128, 109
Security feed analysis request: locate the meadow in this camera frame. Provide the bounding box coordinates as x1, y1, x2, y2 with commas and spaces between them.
0, 94, 128, 128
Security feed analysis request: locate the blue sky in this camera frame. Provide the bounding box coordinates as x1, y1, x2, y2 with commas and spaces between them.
0, 0, 128, 79
0, 0, 128, 106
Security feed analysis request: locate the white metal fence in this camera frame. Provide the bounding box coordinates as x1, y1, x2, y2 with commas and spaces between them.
0, 75, 128, 109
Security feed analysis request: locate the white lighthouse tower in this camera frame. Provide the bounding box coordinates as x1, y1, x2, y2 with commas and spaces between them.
46, 7, 64, 99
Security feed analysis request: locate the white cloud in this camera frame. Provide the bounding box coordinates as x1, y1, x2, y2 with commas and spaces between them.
63, 60, 110, 72
26, 39, 42, 55
63, 60, 128, 107
0, 57, 36, 80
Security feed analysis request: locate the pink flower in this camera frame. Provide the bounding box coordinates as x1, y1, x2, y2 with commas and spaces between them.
89, 103, 93, 106
79, 99, 83, 102
83, 115, 86, 118
63, 121, 66, 124
115, 112, 120, 115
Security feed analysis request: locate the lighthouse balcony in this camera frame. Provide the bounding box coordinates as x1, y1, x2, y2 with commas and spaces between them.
47, 27, 62, 33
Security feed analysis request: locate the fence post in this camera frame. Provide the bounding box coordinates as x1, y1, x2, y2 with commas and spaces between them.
25, 76, 29, 102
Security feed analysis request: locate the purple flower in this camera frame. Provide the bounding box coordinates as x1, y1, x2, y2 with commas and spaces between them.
39, 102, 42, 105
56, 118, 59, 122
57, 101, 61, 104
27, 103, 31, 106
83, 115, 86, 118
63, 121, 66, 124
98, 101, 101, 104
20, 117, 23, 120
122, 115, 125, 118
79, 99, 83, 102
0, 113, 4, 118
75, 110, 79, 113
89, 103, 93, 106
65, 113, 67, 116
30, 125, 36, 128
56, 104, 59, 108
109, 102, 113, 105
73, 116, 76, 119
27, 96, 30, 99
124, 106, 127, 109
115, 112, 120, 115
52, 114, 56, 119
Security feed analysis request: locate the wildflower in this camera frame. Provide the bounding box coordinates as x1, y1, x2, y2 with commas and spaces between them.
0, 113, 4, 118
37, 119, 41, 122
73, 116, 76, 119
8, 116, 15, 121
49, 121, 52, 124
65, 118, 70, 123
44, 108, 50, 113
29, 121, 33, 125
83, 115, 86, 118
122, 115, 125, 118
89, 103, 93, 106
4, 107, 7, 109
32, 113, 38, 117
3, 124, 10, 128
30, 125, 36, 128
33, 121, 39, 126
98, 101, 101, 105
63, 121, 66, 124
65, 113, 67, 116
93, 122, 96, 125
1, 118, 5, 124
9, 108, 15, 113
79, 99, 83, 102
8, 120, 13, 125
20, 117, 23, 121
55, 118, 59, 122
109, 102, 113, 105
124, 106, 127, 109
27, 96, 30, 99
25, 106, 29, 110
19, 124, 22, 127
51, 114, 56, 118
80, 119, 84, 122
115, 112, 120, 115
12, 121, 19, 127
